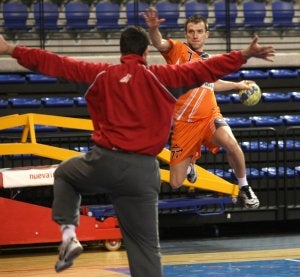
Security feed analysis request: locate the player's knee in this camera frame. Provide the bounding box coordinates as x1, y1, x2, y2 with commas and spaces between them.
170, 176, 184, 189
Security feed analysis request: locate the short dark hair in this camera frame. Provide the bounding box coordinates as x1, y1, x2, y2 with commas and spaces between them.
184, 15, 209, 32
120, 26, 150, 56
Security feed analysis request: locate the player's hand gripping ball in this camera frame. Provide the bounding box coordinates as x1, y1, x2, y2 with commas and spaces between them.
239, 82, 261, 106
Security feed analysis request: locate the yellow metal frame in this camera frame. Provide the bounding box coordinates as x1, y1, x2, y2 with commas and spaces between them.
0, 113, 238, 196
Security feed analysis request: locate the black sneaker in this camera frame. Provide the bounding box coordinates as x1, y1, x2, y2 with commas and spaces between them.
55, 237, 83, 272
187, 163, 197, 183
239, 185, 260, 209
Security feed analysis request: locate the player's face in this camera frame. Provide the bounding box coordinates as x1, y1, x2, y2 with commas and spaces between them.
185, 22, 209, 52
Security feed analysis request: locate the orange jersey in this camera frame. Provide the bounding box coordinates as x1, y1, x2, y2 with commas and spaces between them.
162, 39, 220, 122
162, 39, 225, 165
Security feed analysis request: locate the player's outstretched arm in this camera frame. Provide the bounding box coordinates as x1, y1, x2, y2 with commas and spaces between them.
142, 7, 170, 52
240, 35, 275, 62
214, 79, 252, 92
0, 35, 15, 55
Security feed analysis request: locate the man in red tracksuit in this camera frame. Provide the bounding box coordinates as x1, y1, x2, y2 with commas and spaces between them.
0, 27, 274, 276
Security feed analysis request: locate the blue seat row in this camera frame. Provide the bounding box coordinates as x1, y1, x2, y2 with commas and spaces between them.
202, 139, 300, 154
2, 0, 149, 32
1, 68, 298, 84
212, 0, 299, 30
0, 97, 87, 108
0, 74, 57, 84
2, 0, 299, 32
1, 93, 298, 110
0, 124, 59, 133
217, 92, 300, 104
240, 141, 275, 152
224, 115, 300, 127
272, 140, 300, 151
261, 166, 299, 178
208, 166, 300, 180
223, 69, 300, 80
6, 92, 291, 109
242, 140, 300, 151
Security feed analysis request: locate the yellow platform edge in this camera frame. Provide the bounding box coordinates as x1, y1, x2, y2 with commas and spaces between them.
0, 113, 239, 197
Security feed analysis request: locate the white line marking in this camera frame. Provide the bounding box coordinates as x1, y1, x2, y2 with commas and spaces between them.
285, 259, 300, 262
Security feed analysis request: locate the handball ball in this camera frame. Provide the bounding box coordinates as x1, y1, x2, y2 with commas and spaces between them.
239, 82, 261, 106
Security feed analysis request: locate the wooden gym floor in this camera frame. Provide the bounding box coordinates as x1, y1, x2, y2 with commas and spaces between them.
1, 230, 300, 277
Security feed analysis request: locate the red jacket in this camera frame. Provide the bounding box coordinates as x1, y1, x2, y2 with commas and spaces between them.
13, 46, 245, 155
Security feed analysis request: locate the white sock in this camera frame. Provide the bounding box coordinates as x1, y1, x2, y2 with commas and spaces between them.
61, 224, 76, 242
237, 176, 248, 188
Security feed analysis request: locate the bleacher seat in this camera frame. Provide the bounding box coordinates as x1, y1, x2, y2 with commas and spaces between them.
74, 146, 90, 152
215, 94, 231, 104
95, 0, 120, 31
25, 74, 57, 83
199, 145, 207, 153
185, 0, 209, 19
207, 168, 232, 180
8, 97, 41, 108
279, 115, 300, 126
269, 69, 298, 78
41, 97, 74, 107
240, 141, 275, 152
213, 1, 239, 30
271, 140, 300, 151
126, 0, 149, 27
250, 115, 283, 127
262, 92, 291, 102
8, 154, 36, 160
0, 99, 8, 108
219, 147, 225, 153
33, 2, 62, 31
224, 117, 252, 127
240, 69, 269, 79
3, 2, 31, 31
243, 0, 269, 29
0, 126, 24, 133
156, 0, 180, 29
246, 167, 265, 179
290, 92, 300, 101
286, 140, 300, 150
261, 166, 296, 178
223, 71, 241, 80
0, 74, 26, 83
229, 93, 240, 103
65, 1, 94, 31
35, 125, 59, 132
73, 96, 87, 107
271, 0, 297, 28
229, 167, 265, 179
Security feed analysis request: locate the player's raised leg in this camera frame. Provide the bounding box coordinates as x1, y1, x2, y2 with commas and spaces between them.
169, 120, 202, 188
212, 124, 259, 208
170, 157, 194, 188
